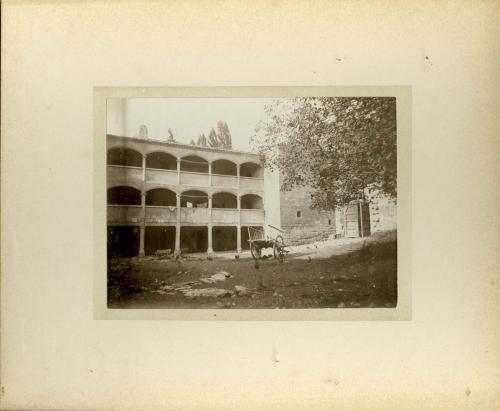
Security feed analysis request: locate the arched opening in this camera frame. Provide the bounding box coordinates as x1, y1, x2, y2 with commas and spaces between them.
180, 155, 208, 173
240, 194, 263, 209
212, 226, 237, 251
146, 151, 177, 170
212, 192, 237, 209
107, 226, 140, 257
145, 226, 176, 255
107, 186, 141, 205
146, 188, 176, 206
240, 162, 262, 178
181, 190, 208, 208
107, 147, 142, 167
212, 159, 237, 176
180, 226, 208, 253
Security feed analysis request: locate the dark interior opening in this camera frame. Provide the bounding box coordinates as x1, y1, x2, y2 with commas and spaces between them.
146, 151, 177, 170
146, 188, 176, 206
180, 155, 209, 173
145, 226, 176, 255
107, 148, 142, 167
212, 226, 237, 251
240, 194, 263, 209
181, 190, 208, 208
107, 226, 140, 257
107, 186, 141, 205
240, 162, 262, 178
180, 226, 208, 253
212, 192, 237, 209
212, 159, 237, 176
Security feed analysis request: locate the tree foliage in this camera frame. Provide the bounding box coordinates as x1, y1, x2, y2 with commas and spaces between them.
197, 133, 207, 146
205, 121, 232, 149
251, 97, 397, 209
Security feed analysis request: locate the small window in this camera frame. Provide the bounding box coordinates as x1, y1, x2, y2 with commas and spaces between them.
328, 219, 332, 225
296, 211, 302, 218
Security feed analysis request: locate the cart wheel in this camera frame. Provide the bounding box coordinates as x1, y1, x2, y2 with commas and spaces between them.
250, 243, 262, 260
273, 235, 285, 260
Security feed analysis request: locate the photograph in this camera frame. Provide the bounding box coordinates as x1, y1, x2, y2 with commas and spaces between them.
106, 96, 398, 309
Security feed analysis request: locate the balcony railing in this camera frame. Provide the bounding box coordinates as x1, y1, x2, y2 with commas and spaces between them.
240, 209, 265, 224
180, 207, 209, 223
107, 165, 143, 187
239, 177, 264, 192
107, 205, 265, 226
145, 168, 178, 186
180, 171, 209, 187
107, 205, 142, 223
211, 174, 238, 188
211, 208, 239, 224
145, 206, 177, 223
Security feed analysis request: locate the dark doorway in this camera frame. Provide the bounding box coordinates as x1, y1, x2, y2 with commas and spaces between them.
107, 226, 140, 257
212, 226, 237, 251
180, 226, 208, 253
241, 226, 263, 250
145, 226, 176, 255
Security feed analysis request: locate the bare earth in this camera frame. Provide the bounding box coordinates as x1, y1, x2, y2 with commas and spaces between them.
108, 231, 397, 309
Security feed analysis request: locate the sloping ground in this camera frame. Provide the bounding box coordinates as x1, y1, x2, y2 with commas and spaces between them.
108, 230, 397, 309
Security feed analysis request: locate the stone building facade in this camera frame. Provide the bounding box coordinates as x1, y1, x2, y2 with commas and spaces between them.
279, 185, 336, 245
107, 134, 280, 257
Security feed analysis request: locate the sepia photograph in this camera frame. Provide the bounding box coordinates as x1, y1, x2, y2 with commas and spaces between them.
106, 96, 398, 309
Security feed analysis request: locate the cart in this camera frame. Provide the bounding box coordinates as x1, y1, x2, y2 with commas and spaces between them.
247, 225, 287, 260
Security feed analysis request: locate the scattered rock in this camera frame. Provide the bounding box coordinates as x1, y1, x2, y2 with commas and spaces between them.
234, 285, 251, 296
200, 271, 232, 283
182, 288, 233, 299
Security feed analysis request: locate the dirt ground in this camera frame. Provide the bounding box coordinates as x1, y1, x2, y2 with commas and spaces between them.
108, 231, 397, 309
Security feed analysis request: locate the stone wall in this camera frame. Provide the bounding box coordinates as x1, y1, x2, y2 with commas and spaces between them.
369, 194, 397, 233
280, 186, 336, 245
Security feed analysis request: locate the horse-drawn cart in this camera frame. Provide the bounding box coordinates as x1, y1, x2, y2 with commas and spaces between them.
247, 225, 287, 260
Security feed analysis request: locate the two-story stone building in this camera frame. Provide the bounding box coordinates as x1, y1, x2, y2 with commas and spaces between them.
107, 134, 280, 257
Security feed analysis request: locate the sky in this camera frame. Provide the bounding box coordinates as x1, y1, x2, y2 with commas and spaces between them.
110, 98, 286, 151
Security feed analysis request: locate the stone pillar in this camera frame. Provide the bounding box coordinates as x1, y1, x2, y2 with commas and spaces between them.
174, 193, 181, 256
177, 157, 181, 185
139, 191, 146, 257
207, 195, 214, 255
236, 163, 240, 189
208, 161, 212, 186
237, 195, 242, 254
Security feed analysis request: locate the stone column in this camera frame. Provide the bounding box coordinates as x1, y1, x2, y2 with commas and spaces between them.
236, 163, 240, 189
177, 157, 181, 185
208, 161, 212, 186
207, 195, 214, 255
139, 191, 146, 257
174, 193, 181, 256
237, 195, 242, 254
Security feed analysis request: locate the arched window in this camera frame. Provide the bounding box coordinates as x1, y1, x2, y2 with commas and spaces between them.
212, 192, 237, 209
212, 159, 237, 176
240, 194, 263, 209
146, 152, 177, 170
180, 155, 208, 173
107, 186, 141, 205
146, 188, 176, 206
107, 148, 142, 167
240, 162, 262, 178
181, 190, 208, 208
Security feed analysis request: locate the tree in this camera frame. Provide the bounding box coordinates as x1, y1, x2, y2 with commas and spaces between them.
207, 121, 232, 148
189, 139, 196, 145
251, 97, 396, 210
208, 128, 218, 147
197, 134, 207, 146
